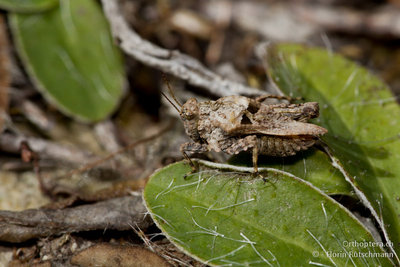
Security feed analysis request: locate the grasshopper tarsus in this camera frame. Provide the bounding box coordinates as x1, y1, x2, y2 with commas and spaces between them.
181, 150, 198, 177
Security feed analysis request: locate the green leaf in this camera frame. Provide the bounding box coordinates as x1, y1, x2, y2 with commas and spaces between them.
10, 0, 125, 122
265, 43, 400, 258
144, 161, 393, 266
0, 0, 57, 13
229, 148, 353, 196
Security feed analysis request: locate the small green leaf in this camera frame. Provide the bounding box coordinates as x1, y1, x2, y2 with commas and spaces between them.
230, 148, 353, 196
265, 43, 400, 258
144, 161, 393, 266
0, 0, 57, 13
10, 0, 125, 122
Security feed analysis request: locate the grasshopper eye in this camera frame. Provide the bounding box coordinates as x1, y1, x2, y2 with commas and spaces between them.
182, 112, 194, 120
181, 98, 198, 120
181, 108, 196, 120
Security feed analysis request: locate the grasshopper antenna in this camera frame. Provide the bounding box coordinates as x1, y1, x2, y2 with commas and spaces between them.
161, 91, 181, 113
162, 74, 182, 108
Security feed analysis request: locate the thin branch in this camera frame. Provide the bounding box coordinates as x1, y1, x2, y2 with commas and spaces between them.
0, 195, 151, 243
100, 0, 263, 97
62, 121, 173, 179
0, 132, 95, 165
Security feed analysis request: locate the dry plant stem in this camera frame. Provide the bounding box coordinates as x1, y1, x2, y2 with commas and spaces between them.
0, 195, 151, 243
194, 158, 280, 173
62, 122, 173, 179
0, 133, 95, 165
94, 120, 121, 152
101, 0, 263, 97
19, 141, 51, 198
131, 225, 195, 267
20, 100, 52, 133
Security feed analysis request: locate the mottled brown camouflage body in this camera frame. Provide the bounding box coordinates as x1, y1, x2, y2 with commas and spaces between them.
178, 95, 327, 172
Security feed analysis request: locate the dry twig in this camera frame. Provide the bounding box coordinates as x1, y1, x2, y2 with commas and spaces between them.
0, 133, 95, 165
101, 0, 263, 97
0, 195, 151, 243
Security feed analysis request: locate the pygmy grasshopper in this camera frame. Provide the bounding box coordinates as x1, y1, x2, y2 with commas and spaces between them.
163, 87, 327, 173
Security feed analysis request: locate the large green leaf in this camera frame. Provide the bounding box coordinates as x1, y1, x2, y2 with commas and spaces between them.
10, 0, 125, 122
144, 161, 393, 266
230, 148, 353, 196
265, 43, 400, 259
0, 0, 57, 12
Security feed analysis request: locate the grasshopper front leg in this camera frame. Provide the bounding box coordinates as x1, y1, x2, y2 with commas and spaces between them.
180, 142, 209, 173
252, 141, 259, 174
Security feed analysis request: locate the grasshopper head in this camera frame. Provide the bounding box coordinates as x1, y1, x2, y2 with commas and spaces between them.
181, 98, 201, 141
180, 98, 199, 121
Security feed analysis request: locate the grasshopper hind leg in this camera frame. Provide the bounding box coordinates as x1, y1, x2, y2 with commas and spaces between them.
221, 135, 260, 174
252, 139, 266, 180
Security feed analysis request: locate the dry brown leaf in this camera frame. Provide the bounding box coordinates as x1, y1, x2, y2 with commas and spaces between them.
70, 243, 170, 267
